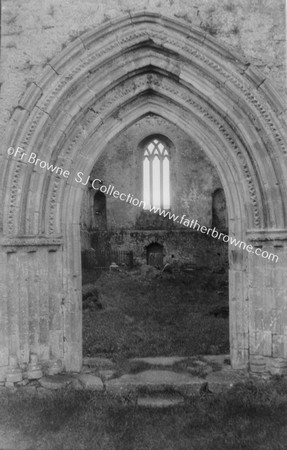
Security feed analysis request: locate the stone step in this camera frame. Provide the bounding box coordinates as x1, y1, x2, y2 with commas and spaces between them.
137, 393, 185, 408
130, 356, 187, 367
105, 370, 205, 397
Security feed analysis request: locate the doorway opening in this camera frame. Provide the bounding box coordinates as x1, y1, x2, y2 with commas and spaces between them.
146, 242, 164, 269
80, 116, 229, 363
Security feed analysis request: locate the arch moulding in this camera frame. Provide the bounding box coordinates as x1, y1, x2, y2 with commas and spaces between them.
0, 13, 286, 376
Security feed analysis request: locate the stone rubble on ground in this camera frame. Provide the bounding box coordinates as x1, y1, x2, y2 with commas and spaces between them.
98, 369, 117, 381
39, 375, 74, 390
78, 374, 104, 390
0, 354, 252, 406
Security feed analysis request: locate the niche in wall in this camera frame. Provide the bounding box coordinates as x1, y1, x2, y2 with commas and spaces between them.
146, 242, 164, 268
93, 191, 107, 230
212, 188, 227, 231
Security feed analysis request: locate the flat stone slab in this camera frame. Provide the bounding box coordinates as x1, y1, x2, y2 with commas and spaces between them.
206, 369, 248, 393
137, 393, 185, 408
98, 369, 117, 381
187, 364, 213, 376
39, 375, 74, 390
105, 370, 205, 396
82, 357, 115, 369
202, 355, 230, 366
16, 379, 29, 386
70, 378, 84, 390
78, 374, 104, 391
130, 357, 187, 366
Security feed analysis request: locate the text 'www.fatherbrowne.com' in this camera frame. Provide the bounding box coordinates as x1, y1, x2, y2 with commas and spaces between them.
6, 146, 279, 263
149, 205, 279, 263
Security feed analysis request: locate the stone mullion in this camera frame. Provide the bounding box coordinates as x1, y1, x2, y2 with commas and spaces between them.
149, 155, 153, 208
160, 152, 164, 209
247, 239, 287, 373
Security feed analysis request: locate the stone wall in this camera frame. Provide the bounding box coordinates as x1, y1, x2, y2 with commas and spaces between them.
0, 2, 286, 376
92, 229, 228, 270
1, 0, 285, 142
79, 114, 226, 262
80, 114, 223, 232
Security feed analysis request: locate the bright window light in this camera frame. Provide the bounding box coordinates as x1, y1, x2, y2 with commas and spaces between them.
143, 138, 170, 210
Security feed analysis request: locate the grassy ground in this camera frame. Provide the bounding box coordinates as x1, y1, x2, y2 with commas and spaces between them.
82, 267, 229, 359
1, 378, 287, 449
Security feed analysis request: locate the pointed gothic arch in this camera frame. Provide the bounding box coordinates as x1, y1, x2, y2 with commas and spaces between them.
0, 13, 286, 374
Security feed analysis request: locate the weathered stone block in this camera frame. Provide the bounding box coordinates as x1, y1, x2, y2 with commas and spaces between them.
248, 263, 265, 288
78, 374, 104, 391
253, 309, 264, 330
16, 379, 29, 386
263, 288, 275, 312
39, 375, 74, 390
0, 367, 8, 383
249, 288, 264, 311
47, 359, 62, 376
6, 355, 23, 383
98, 370, 117, 381
268, 358, 287, 376
5, 382, 16, 389
274, 289, 286, 310
27, 354, 43, 380
272, 334, 284, 358
250, 355, 266, 373
250, 331, 272, 356
230, 348, 249, 370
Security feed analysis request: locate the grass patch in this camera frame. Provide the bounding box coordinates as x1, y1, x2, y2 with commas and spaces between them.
1, 378, 287, 449
83, 268, 229, 359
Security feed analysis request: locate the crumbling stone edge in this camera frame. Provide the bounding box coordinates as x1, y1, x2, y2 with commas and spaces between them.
1, 354, 286, 398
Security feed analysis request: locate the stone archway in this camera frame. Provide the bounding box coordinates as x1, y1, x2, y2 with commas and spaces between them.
0, 13, 286, 375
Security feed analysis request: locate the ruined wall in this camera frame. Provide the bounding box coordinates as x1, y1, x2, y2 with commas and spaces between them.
0, 1, 286, 376
1, 0, 285, 144
80, 114, 223, 232
93, 229, 228, 270
79, 114, 226, 265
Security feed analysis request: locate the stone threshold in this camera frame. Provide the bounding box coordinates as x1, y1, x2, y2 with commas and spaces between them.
0, 354, 252, 404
